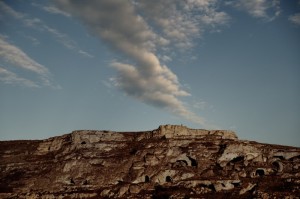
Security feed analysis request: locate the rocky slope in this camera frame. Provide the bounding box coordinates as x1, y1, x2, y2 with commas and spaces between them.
0, 125, 299, 198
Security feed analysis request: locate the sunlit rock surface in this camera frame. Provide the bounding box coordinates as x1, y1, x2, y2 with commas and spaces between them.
0, 125, 299, 198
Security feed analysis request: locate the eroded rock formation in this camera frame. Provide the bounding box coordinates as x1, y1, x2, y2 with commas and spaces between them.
0, 125, 299, 198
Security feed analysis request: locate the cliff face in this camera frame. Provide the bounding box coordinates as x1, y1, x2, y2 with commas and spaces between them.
0, 125, 299, 198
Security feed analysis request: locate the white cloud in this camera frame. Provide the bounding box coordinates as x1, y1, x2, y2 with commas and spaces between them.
227, 0, 281, 21
136, 0, 230, 49
111, 61, 189, 98
184, 0, 218, 10
111, 61, 209, 127
31, 2, 71, 17
0, 67, 39, 88
42, 5, 71, 17
0, 1, 23, 19
54, 0, 218, 127
24, 35, 40, 45
201, 11, 230, 25
161, 55, 172, 62
78, 50, 94, 58
0, 37, 49, 75
289, 13, 300, 26
193, 100, 208, 110
23, 17, 43, 28
42, 25, 77, 50
0, 36, 57, 88
20, 17, 81, 53
0, 1, 91, 58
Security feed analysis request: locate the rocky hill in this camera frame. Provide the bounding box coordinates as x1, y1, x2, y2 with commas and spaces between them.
0, 125, 299, 198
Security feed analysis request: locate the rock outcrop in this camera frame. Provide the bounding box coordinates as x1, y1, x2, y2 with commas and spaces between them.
0, 125, 299, 198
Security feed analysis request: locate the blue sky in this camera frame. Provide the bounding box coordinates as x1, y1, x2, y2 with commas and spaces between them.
0, 0, 299, 147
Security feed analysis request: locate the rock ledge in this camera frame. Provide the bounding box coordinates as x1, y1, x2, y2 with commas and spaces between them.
0, 125, 299, 198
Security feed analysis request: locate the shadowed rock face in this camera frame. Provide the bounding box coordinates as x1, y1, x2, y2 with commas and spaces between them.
0, 125, 299, 198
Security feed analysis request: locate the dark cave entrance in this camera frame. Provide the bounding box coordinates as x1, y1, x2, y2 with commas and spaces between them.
256, 169, 265, 177
145, 175, 150, 183
166, 176, 172, 182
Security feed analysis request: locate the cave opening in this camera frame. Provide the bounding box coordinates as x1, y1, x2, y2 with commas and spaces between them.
145, 175, 150, 183
256, 169, 265, 177
231, 156, 244, 163
130, 148, 138, 155
272, 161, 283, 172
166, 176, 172, 182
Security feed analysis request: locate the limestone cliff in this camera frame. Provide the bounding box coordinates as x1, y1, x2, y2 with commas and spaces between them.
0, 125, 299, 198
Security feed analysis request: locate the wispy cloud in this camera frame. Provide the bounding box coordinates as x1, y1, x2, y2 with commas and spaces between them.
226, 0, 281, 21
78, 50, 94, 58
31, 2, 71, 17
193, 100, 208, 110
42, 5, 71, 17
161, 55, 172, 62
289, 13, 300, 26
42, 25, 77, 50
0, 1, 93, 58
0, 36, 57, 88
53, 0, 224, 128
0, 1, 23, 19
0, 67, 39, 88
24, 35, 40, 45
0, 37, 49, 75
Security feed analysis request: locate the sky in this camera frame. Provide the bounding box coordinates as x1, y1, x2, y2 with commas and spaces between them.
0, 0, 299, 147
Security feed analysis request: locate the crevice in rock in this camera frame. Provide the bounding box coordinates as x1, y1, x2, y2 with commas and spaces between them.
187, 156, 198, 167
218, 143, 227, 155
70, 178, 75, 185
273, 155, 284, 160
82, 179, 88, 185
